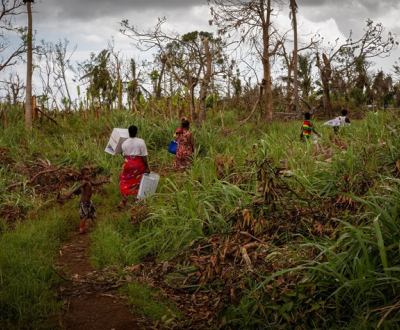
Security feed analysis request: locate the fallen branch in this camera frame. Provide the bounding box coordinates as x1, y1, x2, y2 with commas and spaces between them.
375, 299, 400, 328
7, 165, 80, 190
7, 167, 60, 190
240, 231, 267, 244
36, 107, 59, 125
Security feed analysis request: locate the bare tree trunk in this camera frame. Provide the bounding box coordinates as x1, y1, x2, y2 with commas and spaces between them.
115, 55, 122, 110
25, 1, 33, 130
227, 71, 231, 99
62, 71, 72, 112
286, 64, 292, 112
189, 84, 197, 121
317, 53, 333, 117
57, 40, 74, 112
265, 59, 273, 120
32, 95, 37, 123
322, 75, 332, 116
117, 74, 122, 110
132, 95, 137, 113
260, 0, 274, 121
290, 0, 299, 113
198, 38, 212, 122
156, 56, 167, 99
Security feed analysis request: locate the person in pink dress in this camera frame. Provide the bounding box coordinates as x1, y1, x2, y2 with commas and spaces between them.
173, 118, 195, 172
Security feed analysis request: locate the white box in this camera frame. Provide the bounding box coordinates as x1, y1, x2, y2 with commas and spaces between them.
104, 128, 129, 155
137, 172, 160, 200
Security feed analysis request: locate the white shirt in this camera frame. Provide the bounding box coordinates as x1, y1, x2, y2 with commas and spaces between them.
337, 116, 350, 126
121, 137, 148, 157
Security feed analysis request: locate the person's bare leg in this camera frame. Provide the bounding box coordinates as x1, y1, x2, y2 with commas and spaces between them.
119, 195, 127, 208
79, 217, 87, 234
87, 217, 94, 228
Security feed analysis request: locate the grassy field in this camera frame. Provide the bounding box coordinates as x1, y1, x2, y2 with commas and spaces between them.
1, 108, 400, 329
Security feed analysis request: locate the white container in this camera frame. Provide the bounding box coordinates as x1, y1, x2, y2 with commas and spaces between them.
137, 172, 160, 200
105, 128, 129, 155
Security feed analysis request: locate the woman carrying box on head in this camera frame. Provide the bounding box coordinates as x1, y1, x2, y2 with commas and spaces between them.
119, 125, 150, 208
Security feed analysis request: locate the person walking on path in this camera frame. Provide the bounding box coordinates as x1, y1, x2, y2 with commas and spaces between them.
119, 125, 150, 208
65, 167, 108, 234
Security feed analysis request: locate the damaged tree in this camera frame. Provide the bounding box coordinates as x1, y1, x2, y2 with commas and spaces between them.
119, 18, 228, 123
208, 0, 284, 121
0, 0, 26, 72
24, 0, 34, 130
315, 19, 398, 116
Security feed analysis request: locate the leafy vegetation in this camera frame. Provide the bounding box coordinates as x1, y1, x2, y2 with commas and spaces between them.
0, 206, 76, 329
120, 281, 184, 323
1, 107, 400, 328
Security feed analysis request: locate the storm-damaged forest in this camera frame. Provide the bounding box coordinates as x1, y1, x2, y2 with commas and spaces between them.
2, 0, 400, 329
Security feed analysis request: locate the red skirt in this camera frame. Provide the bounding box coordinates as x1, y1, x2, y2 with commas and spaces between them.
119, 156, 146, 195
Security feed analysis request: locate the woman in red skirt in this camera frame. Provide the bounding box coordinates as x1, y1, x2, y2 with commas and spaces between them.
119, 125, 150, 207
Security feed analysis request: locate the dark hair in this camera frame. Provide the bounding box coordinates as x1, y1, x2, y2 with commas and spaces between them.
81, 167, 90, 176
128, 125, 138, 138
181, 118, 190, 129
304, 112, 311, 120
341, 109, 348, 116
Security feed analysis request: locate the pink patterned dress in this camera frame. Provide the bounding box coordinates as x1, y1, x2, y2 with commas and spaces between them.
174, 130, 193, 170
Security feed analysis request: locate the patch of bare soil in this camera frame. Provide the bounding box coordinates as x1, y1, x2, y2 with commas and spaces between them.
56, 232, 150, 330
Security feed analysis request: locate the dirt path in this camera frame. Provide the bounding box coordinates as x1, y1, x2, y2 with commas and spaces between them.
56, 232, 149, 330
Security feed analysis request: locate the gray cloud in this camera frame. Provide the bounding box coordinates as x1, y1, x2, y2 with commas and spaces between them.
301, 0, 399, 10
31, 0, 400, 39
298, 0, 400, 40
13, 0, 400, 73
34, 0, 206, 21
298, 0, 330, 6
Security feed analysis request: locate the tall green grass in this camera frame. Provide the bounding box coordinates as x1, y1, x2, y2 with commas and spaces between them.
0, 207, 76, 329
223, 112, 400, 328
120, 281, 184, 323
87, 109, 400, 328
2, 106, 400, 328
90, 167, 253, 266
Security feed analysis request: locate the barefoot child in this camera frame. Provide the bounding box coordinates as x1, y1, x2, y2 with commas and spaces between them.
65, 167, 107, 234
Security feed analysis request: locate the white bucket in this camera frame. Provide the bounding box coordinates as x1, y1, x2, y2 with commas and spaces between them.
137, 172, 160, 200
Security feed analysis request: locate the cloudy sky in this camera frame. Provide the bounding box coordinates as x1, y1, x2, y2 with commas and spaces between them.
26, 0, 399, 64
6, 0, 400, 97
